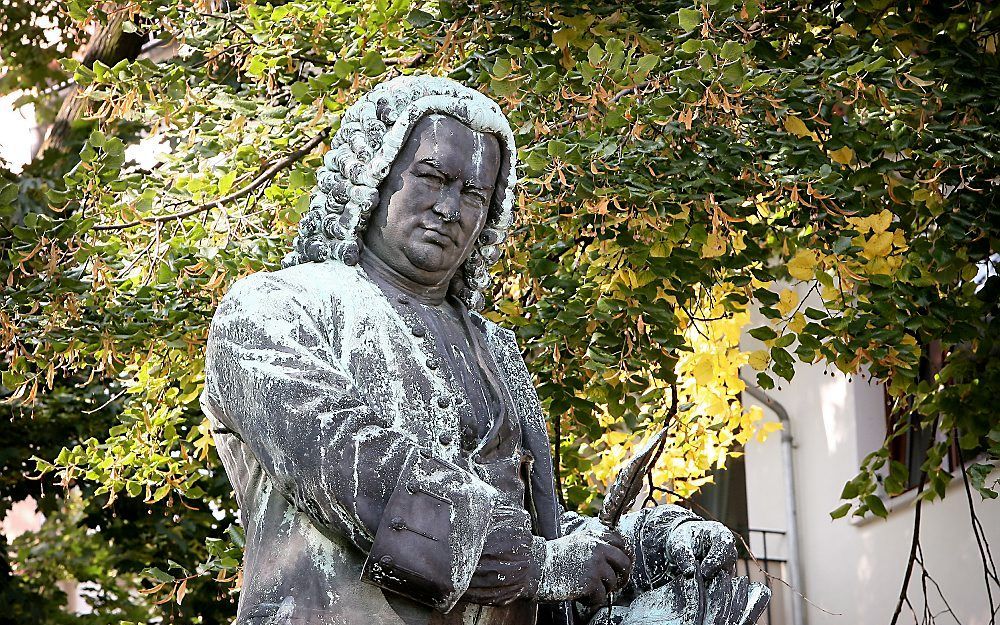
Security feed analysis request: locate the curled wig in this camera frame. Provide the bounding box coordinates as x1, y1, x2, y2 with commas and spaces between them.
283, 75, 518, 311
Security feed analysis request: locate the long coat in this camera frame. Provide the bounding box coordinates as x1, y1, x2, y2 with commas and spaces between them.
201, 260, 575, 625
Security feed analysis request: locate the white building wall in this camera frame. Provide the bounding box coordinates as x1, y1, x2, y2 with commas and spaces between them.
742, 286, 1000, 625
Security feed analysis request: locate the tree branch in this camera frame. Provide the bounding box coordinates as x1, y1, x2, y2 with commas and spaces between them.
92, 130, 329, 232
36, 10, 147, 158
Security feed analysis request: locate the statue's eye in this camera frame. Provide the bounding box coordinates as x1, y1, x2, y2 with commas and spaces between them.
463, 190, 488, 205
416, 171, 445, 186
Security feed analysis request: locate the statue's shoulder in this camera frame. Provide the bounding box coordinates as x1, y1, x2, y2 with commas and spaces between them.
221, 261, 365, 313
470, 311, 518, 347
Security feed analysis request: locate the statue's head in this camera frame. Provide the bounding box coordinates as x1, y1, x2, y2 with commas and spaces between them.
284, 76, 517, 311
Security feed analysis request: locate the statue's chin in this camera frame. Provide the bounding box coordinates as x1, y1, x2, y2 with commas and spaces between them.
403, 244, 461, 279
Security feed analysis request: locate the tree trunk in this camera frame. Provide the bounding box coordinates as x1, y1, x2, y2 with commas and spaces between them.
35, 11, 146, 157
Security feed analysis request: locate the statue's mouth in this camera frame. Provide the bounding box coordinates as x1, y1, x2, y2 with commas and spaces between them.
420, 226, 456, 247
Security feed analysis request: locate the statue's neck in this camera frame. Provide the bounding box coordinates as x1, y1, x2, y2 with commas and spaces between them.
359, 251, 450, 306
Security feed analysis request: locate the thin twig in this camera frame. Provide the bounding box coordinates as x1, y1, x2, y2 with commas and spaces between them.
292, 52, 426, 68
82, 386, 128, 415
958, 448, 999, 624
890, 449, 930, 625
92, 130, 328, 231
918, 550, 965, 625
553, 80, 658, 130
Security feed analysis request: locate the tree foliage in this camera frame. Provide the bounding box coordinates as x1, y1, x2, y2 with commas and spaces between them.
2, 0, 998, 621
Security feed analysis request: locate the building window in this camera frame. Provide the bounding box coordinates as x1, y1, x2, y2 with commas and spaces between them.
884, 339, 986, 494
884, 340, 943, 493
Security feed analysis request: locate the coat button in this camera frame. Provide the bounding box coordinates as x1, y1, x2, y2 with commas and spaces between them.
426, 357, 439, 370
380, 555, 394, 565
438, 432, 453, 445
437, 396, 452, 408
397, 294, 410, 305
412, 326, 426, 337
389, 517, 406, 530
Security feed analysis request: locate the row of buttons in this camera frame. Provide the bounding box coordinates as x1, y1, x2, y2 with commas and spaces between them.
396, 293, 454, 409
394, 290, 484, 458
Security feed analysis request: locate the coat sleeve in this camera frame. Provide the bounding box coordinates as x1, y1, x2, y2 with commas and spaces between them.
201, 272, 498, 612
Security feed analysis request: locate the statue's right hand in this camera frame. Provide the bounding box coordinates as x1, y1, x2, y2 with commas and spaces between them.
532, 529, 633, 607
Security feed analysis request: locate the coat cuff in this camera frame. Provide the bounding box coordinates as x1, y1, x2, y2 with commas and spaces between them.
360, 449, 499, 612
524, 535, 546, 599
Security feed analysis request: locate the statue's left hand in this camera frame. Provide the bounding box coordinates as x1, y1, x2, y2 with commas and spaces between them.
666, 520, 737, 580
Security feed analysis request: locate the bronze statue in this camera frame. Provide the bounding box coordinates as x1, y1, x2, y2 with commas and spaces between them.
202, 76, 769, 625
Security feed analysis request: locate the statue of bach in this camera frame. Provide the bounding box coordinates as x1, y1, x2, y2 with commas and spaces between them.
202, 75, 769, 625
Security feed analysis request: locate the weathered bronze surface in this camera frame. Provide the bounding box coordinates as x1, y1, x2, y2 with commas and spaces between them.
202, 75, 769, 625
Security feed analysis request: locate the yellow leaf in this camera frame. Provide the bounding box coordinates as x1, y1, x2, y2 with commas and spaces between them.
871, 209, 893, 233
783, 115, 811, 138
623, 268, 637, 289
731, 231, 747, 252
747, 350, 770, 371
862, 231, 893, 260
786, 249, 818, 280
835, 23, 858, 37
692, 355, 715, 384
893, 229, 907, 249
847, 215, 870, 233
605, 431, 628, 446
788, 312, 806, 334
552, 28, 574, 50
867, 258, 889, 274
821, 284, 840, 302
829, 146, 854, 165
757, 420, 783, 442
701, 232, 727, 258
777, 288, 799, 317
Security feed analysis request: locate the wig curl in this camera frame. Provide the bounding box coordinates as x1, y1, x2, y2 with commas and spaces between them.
283, 75, 518, 311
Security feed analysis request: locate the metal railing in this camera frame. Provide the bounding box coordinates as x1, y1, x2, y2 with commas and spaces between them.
734, 528, 789, 625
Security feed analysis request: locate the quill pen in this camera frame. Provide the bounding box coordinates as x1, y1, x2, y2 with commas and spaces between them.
598, 426, 670, 528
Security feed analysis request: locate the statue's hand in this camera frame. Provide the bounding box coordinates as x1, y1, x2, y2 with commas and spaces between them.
463, 506, 534, 606
532, 529, 634, 607
666, 520, 737, 580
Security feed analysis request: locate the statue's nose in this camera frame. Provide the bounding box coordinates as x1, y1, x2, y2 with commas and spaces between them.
432, 188, 462, 223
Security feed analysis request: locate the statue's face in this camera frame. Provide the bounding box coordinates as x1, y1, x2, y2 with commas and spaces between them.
363, 114, 501, 286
